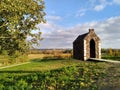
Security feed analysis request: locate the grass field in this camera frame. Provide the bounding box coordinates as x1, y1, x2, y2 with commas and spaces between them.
102, 56, 120, 61
0, 59, 80, 71
0, 54, 120, 90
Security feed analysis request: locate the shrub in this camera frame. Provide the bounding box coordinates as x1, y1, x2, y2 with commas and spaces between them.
0, 50, 28, 66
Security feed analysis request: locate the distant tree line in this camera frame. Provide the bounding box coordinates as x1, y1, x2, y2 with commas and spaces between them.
102, 48, 120, 57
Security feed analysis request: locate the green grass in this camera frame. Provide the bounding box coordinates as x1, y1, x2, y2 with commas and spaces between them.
0, 59, 81, 71
102, 56, 120, 61
0, 58, 120, 89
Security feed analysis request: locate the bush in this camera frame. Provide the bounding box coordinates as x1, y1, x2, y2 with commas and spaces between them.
0, 50, 28, 66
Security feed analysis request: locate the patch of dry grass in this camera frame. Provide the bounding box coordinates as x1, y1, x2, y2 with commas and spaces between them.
28, 54, 45, 59
28, 53, 72, 60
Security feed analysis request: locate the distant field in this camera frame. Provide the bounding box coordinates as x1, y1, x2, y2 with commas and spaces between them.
28, 54, 45, 59
28, 53, 71, 60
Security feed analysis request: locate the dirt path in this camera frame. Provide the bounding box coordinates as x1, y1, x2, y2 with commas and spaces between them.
0, 62, 30, 70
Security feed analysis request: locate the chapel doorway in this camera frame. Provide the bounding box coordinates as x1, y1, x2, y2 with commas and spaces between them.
90, 39, 96, 58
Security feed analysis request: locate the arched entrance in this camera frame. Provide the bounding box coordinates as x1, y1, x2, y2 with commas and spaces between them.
90, 39, 96, 58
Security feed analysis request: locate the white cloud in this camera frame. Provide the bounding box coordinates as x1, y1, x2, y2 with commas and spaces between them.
88, 0, 115, 11
46, 15, 62, 21
93, 0, 110, 11
93, 0, 120, 11
94, 4, 105, 11
39, 16, 120, 49
76, 0, 113, 17
75, 0, 120, 19
76, 9, 86, 17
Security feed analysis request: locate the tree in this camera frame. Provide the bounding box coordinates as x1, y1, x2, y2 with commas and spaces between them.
0, 0, 45, 55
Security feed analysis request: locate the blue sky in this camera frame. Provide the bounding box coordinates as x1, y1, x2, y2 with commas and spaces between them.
37, 0, 120, 49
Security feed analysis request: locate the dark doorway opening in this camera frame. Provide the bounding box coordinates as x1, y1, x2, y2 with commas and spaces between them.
90, 39, 96, 58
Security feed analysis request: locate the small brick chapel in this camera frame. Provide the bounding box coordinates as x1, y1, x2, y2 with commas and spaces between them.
73, 29, 101, 61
